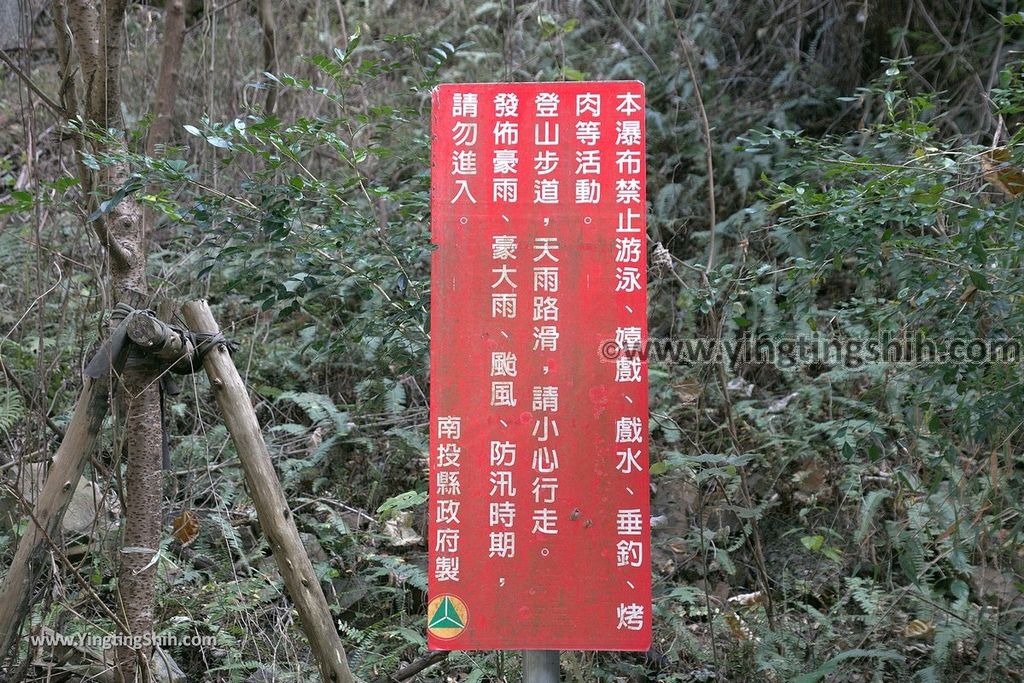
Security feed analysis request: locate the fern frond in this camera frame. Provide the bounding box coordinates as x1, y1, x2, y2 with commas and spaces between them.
275, 391, 351, 433
0, 387, 24, 436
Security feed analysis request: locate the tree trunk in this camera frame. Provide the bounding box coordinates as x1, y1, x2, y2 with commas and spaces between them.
113, 367, 164, 681
256, 0, 278, 114
54, 0, 184, 679
147, 0, 185, 156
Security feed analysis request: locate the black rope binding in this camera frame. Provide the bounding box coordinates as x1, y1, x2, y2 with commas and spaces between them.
83, 304, 238, 469
85, 304, 236, 379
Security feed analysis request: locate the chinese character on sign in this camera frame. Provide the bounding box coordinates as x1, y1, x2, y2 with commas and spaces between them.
489, 501, 516, 528
616, 448, 643, 473
437, 417, 461, 440
491, 352, 518, 377
616, 603, 645, 630
436, 528, 460, 553
494, 92, 519, 117
437, 500, 462, 524
616, 540, 643, 568
576, 179, 600, 204
615, 91, 642, 115
490, 441, 517, 467
616, 509, 643, 536
493, 178, 518, 203
435, 556, 460, 582
452, 93, 478, 117
535, 92, 559, 117
576, 92, 601, 116
490, 381, 517, 407
489, 471, 517, 497
531, 508, 558, 535
492, 235, 518, 260
451, 179, 477, 204
436, 443, 460, 468
532, 447, 560, 473
494, 121, 519, 145
616, 417, 644, 443
437, 471, 461, 495
489, 531, 516, 558
452, 121, 478, 145
576, 120, 601, 145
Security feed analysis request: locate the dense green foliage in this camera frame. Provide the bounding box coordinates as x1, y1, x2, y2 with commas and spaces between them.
2, 1, 1024, 681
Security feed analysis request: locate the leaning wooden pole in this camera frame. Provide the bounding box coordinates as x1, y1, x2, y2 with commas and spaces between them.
181, 300, 355, 683
0, 374, 110, 661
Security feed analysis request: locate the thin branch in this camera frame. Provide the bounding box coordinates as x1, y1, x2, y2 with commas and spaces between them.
380, 651, 449, 682
2, 480, 131, 637
913, 0, 991, 135
184, 0, 247, 35
0, 49, 69, 118
665, 1, 717, 278
0, 358, 65, 440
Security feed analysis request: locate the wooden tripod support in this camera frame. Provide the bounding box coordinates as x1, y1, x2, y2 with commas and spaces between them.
0, 300, 354, 683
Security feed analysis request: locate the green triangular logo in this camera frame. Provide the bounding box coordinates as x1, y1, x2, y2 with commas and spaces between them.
429, 597, 465, 629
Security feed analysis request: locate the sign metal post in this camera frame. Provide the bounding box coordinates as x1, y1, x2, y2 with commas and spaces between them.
523, 650, 560, 683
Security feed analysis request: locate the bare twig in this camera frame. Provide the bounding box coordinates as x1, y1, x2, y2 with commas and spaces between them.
0, 358, 65, 440
665, 1, 717, 277
183, 0, 247, 35
913, 0, 992, 136
380, 650, 449, 682
2, 481, 130, 635
0, 49, 69, 118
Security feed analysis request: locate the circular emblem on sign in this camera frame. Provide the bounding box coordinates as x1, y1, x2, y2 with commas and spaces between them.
427, 594, 468, 639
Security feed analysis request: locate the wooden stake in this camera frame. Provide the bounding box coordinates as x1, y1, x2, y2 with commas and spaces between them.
181, 300, 355, 683
0, 375, 110, 662
523, 650, 560, 683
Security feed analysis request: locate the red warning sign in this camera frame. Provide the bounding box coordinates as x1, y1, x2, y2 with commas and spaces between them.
429, 82, 650, 650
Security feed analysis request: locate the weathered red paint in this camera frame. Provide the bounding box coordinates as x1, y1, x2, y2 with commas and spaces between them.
429, 82, 650, 651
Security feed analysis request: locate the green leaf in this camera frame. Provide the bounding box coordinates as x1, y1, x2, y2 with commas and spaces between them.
968, 271, 990, 291
87, 176, 144, 222
51, 176, 79, 191
649, 461, 669, 475
801, 535, 824, 551
562, 67, 585, 81
376, 490, 427, 519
